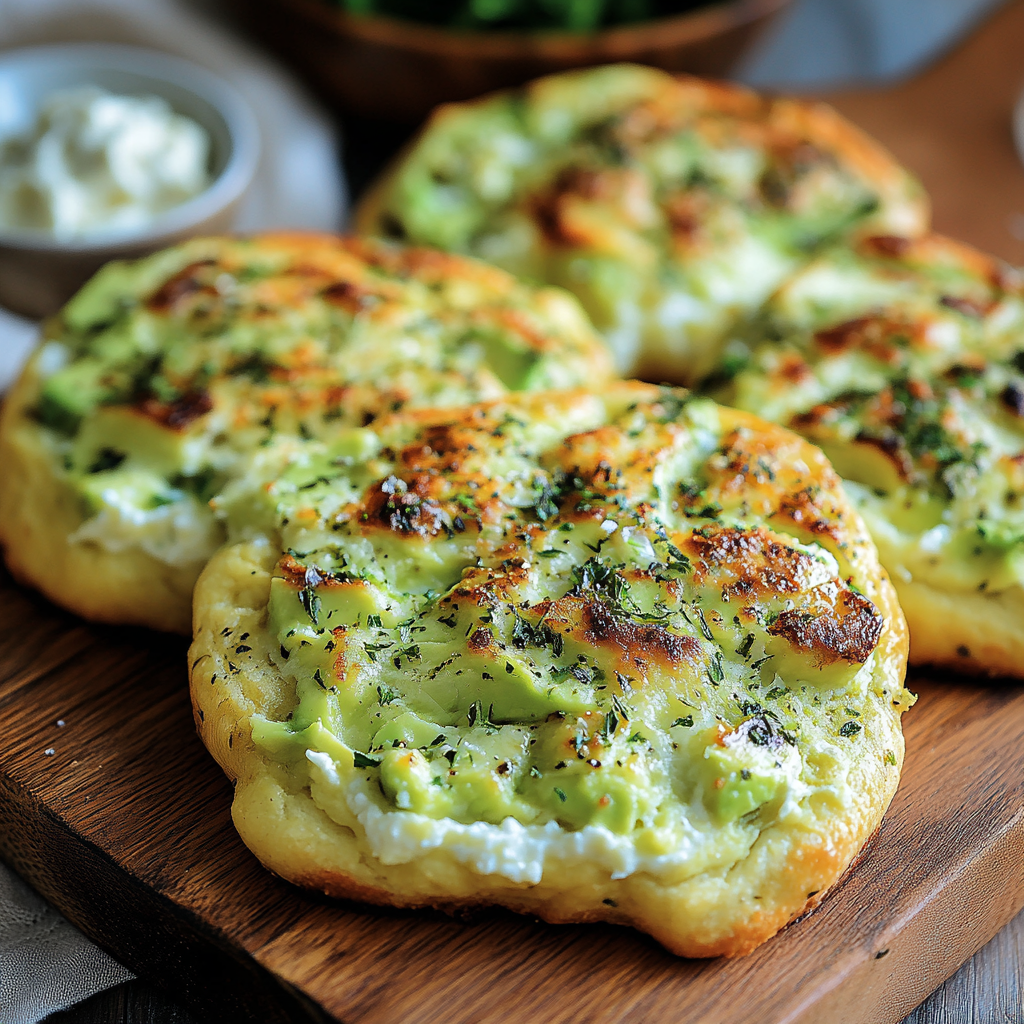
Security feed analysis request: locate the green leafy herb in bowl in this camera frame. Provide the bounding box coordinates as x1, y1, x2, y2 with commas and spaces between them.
336, 0, 713, 31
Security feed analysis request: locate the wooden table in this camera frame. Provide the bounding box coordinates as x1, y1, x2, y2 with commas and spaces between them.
21, 2, 1024, 1020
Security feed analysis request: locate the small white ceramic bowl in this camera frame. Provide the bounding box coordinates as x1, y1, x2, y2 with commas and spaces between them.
0, 43, 260, 318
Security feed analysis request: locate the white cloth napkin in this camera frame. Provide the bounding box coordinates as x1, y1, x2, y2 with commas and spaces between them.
0, 1, 347, 1021
0, 868, 133, 1024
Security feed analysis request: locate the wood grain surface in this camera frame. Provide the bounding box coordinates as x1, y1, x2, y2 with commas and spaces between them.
41, 913, 1024, 1024
827, 0, 1024, 265
1, 557, 1023, 1024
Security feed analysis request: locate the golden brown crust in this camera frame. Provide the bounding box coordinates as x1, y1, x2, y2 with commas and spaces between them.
193, 533, 906, 958
886, 574, 1024, 678
0, 357, 201, 634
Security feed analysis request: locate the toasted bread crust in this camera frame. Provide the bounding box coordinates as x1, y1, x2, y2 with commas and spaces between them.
0, 355, 200, 633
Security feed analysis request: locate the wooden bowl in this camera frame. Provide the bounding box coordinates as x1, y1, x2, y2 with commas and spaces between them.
231, 0, 792, 121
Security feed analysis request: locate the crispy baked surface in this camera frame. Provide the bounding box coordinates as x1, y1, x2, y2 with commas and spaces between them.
714, 234, 1024, 675
357, 64, 928, 381
0, 233, 612, 633
190, 383, 911, 957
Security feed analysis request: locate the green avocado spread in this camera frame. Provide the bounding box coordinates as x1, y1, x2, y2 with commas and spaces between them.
228, 385, 910, 841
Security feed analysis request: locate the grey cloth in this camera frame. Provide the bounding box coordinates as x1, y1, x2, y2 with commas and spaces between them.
0, 865, 133, 1023
738, 0, 1008, 89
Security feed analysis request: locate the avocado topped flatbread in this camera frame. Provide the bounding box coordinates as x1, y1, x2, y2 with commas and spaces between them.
190, 382, 911, 957
358, 64, 928, 382
0, 233, 612, 633
712, 233, 1024, 677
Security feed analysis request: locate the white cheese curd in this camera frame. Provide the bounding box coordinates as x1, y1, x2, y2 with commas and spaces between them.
305, 749, 810, 887
0, 86, 211, 239
69, 493, 220, 568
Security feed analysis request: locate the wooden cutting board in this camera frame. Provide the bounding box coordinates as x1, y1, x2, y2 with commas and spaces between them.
0, 565, 1023, 1024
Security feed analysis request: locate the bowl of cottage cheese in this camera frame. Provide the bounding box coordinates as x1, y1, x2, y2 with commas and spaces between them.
0, 44, 259, 318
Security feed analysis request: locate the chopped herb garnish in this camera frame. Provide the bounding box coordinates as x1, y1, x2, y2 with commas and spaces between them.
694, 606, 714, 641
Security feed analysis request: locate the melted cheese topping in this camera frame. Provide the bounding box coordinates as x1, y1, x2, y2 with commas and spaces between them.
221, 383, 910, 873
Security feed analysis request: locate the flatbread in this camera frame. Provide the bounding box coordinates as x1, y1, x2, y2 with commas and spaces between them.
714, 233, 1024, 677
190, 382, 911, 957
357, 64, 928, 382
0, 233, 612, 633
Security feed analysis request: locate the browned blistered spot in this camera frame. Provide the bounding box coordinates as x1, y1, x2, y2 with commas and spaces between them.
703, 426, 840, 518
939, 294, 992, 319
583, 600, 700, 667
529, 166, 649, 247
760, 141, 830, 208
863, 235, 913, 259
813, 316, 915, 364
778, 352, 813, 384
536, 595, 701, 682
137, 390, 213, 431
775, 488, 846, 545
361, 474, 448, 538
906, 378, 934, 402
852, 432, 914, 482
322, 280, 376, 314
768, 588, 882, 667
277, 553, 307, 583
401, 422, 484, 466
450, 563, 531, 606
681, 526, 817, 600
531, 173, 586, 248
814, 317, 874, 355
663, 191, 710, 249
146, 259, 218, 313
552, 424, 663, 501
467, 627, 494, 653
790, 402, 842, 431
